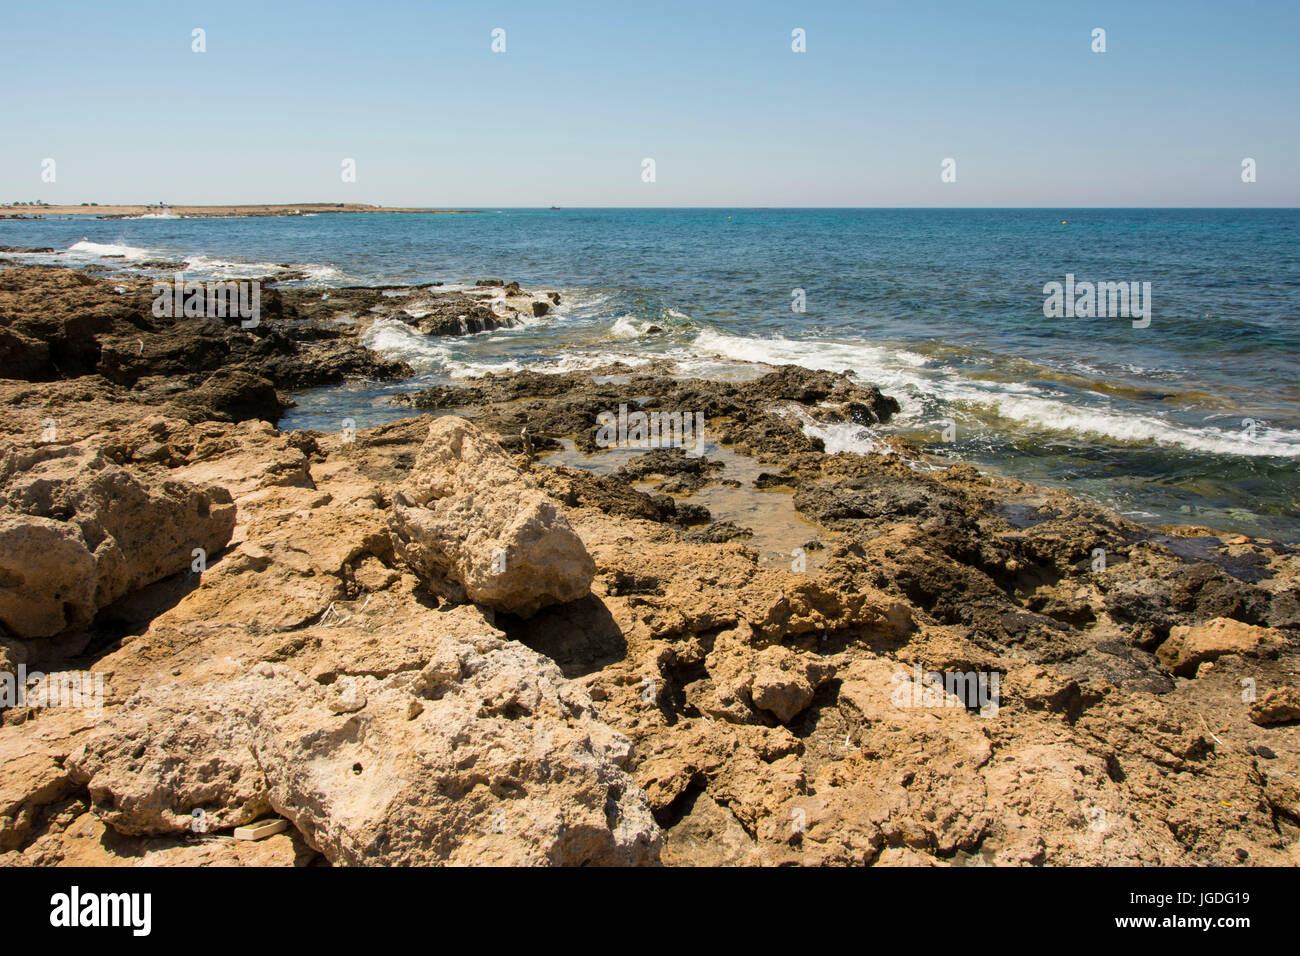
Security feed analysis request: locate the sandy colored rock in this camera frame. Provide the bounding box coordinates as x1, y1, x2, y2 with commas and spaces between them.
389, 416, 595, 616
68, 630, 660, 866
0, 746, 75, 851
1157, 617, 1286, 677
3, 267, 1300, 869
1249, 686, 1300, 726
0, 443, 235, 638
751, 647, 825, 723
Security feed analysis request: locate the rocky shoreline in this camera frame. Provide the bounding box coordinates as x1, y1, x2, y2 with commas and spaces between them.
1, 264, 1297, 866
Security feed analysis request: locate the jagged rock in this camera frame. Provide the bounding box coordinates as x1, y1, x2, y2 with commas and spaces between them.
750, 646, 829, 723
1156, 617, 1286, 677
0, 739, 75, 851
3, 263, 1299, 870
169, 368, 288, 423
0, 637, 26, 683
750, 365, 899, 423
686, 520, 754, 544
0, 444, 235, 638
0, 267, 142, 381
68, 632, 662, 866
1249, 686, 1300, 726
389, 417, 595, 616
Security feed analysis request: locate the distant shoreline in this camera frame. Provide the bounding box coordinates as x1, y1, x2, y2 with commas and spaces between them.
0, 203, 479, 220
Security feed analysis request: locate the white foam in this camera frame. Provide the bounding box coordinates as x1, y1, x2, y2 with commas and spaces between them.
297, 263, 350, 284
788, 411, 889, 455
65, 240, 154, 260
440, 350, 655, 380
360, 318, 452, 371
609, 315, 649, 340
182, 255, 285, 279
691, 328, 928, 378
687, 329, 1300, 458
534, 352, 654, 373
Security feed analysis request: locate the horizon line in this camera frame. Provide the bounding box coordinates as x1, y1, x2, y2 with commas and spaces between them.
4, 203, 1299, 211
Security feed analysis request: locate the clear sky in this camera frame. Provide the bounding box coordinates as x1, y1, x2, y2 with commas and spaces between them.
2, 0, 1297, 206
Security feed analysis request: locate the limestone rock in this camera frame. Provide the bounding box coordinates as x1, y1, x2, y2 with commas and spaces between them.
1156, 617, 1286, 677
389, 416, 595, 616
0, 741, 75, 851
0, 444, 236, 638
68, 632, 661, 866
66, 681, 273, 836
1249, 686, 1300, 726
750, 646, 830, 724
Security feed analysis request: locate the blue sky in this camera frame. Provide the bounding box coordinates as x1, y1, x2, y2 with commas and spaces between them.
2, 0, 1297, 206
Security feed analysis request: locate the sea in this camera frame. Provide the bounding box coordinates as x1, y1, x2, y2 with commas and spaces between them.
3, 208, 1297, 543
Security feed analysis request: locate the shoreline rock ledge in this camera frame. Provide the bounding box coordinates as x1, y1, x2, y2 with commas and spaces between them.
67, 631, 663, 866
389, 416, 597, 617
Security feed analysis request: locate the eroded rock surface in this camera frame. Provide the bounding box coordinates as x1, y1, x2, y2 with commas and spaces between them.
389, 416, 596, 616
0, 443, 234, 638
1, 266, 1297, 869
68, 630, 659, 866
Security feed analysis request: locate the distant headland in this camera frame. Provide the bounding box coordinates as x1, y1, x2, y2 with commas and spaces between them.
0, 202, 478, 220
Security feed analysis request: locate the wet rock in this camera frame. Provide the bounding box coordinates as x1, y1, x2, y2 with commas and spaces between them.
0, 267, 145, 380
616, 447, 723, 493
794, 467, 976, 534
749, 365, 898, 421
535, 464, 711, 526
686, 521, 754, 544
173, 369, 288, 423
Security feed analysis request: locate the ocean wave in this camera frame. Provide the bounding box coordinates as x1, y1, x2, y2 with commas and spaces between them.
65, 240, 155, 260
37, 241, 363, 285
531, 352, 654, 374
777, 405, 891, 456
296, 263, 351, 285
359, 318, 452, 371
686, 329, 1300, 458
609, 315, 652, 339
183, 255, 287, 279
691, 328, 928, 376
433, 351, 654, 380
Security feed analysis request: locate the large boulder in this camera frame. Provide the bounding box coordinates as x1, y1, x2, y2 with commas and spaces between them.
1249, 686, 1300, 726
389, 416, 595, 616
0, 267, 143, 381
68, 631, 662, 866
1156, 616, 1286, 677
0, 444, 235, 638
